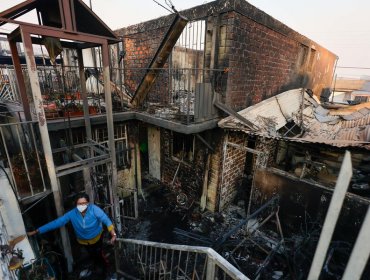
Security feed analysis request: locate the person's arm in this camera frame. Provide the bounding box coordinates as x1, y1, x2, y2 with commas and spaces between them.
92, 205, 117, 243
27, 212, 71, 236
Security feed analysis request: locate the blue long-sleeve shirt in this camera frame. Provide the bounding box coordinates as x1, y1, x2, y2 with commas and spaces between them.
38, 204, 113, 242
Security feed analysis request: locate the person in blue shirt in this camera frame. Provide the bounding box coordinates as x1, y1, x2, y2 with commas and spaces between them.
27, 193, 117, 274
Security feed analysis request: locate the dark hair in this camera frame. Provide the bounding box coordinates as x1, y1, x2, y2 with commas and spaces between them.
75, 193, 90, 204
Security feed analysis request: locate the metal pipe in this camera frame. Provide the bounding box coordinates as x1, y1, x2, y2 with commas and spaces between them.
102, 41, 121, 232
226, 141, 264, 155
15, 123, 34, 195
29, 123, 47, 191
0, 126, 20, 198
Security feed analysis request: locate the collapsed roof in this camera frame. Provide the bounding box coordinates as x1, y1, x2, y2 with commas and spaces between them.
218, 88, 370, 149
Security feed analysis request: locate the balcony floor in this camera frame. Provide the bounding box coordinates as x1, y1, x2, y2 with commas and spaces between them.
46, 111, 219, 134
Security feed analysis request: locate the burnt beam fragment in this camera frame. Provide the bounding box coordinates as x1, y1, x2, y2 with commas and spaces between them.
213, 195, 279, 250
130, 13, 188, 107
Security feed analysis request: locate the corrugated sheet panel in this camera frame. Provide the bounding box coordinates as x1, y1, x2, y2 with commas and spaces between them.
341, 114, 370, 128
218, 89, 302, 130
275, 89, 303, 120
224, 127, 370, 149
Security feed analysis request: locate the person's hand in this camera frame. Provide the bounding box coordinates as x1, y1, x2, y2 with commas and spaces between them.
110, 233, 117, 244
27, 229, 38, 237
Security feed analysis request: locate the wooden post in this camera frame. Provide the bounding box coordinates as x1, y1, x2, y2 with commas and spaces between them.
342, 206, 370, 280
77, 49, 92, 139
8, 38, 32, 121
20, 28, 73, 271
307, 151, 352, 280
135, 142, 143, 198
200, 153, 211, 211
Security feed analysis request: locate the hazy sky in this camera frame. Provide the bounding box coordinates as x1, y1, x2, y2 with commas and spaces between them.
1, 0, 369, 77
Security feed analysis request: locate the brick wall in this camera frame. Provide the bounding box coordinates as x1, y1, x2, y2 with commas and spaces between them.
219, 131, 247, 210
206, 150, 222, 211
224, 11, 337, 110
225, 12, 298, 109
116, 0, 337, 110
116, 21, 170, 103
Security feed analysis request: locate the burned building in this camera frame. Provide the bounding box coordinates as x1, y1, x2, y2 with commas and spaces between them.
0, 0, 368, 279
115, 0, 337, 211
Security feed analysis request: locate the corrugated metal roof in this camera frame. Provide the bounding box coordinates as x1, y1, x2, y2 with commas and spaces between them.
223, 127, 370, 149
218, 88, 370, 148
218, 89, 302, 131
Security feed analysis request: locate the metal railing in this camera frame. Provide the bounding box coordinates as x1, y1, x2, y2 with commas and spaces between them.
0, 211, 18, 280
0, 121, 49, 200
0, 64, 227, 123
115, 238, 248, 280
120, 189, 138, 220
126, 67, 227, 124
0, 66, 20, 102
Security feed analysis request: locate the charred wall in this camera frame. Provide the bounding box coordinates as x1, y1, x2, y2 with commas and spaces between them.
161, 129, 204, 204
224, 11, 337, 110
117, 21, 169, 103
251, 168, 370, 277
116, 0, 337, 110
219, 132, 248, 210
252, 168, 370, 256
160, 128, 225, 211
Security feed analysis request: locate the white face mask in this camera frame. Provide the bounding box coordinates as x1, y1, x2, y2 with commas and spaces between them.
77, 204, 88, 213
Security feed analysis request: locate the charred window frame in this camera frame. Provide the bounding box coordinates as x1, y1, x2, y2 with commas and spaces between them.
298, 44, 309, 68
93, 124, 130, 169
171, 131, 195, 163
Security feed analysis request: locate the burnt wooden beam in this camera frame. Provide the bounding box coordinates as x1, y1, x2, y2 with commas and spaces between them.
130, 14, 188, 107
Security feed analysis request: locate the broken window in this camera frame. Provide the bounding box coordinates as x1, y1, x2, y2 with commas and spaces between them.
298, 44, 309, 67
115, 124, 130, 169
171, 132, 195, 162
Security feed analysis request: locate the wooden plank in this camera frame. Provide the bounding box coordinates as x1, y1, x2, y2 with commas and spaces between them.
307, 151, 353, 280
342, 206, 370, 280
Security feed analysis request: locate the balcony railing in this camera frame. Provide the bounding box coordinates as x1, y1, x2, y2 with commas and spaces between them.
115, 238, 249, 280
0, 121, 49, 201
0, 64, 228, 124
126, 67, 227, 124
